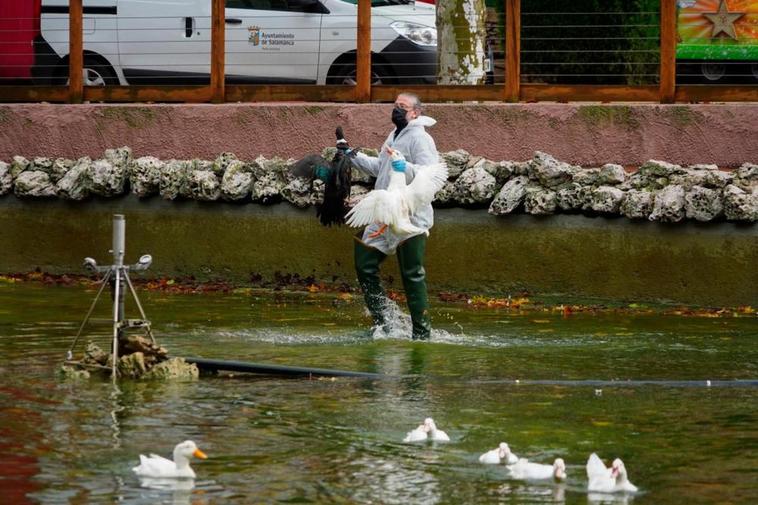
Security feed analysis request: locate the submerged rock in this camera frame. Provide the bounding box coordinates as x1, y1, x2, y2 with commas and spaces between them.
0, 161, 11, 195
129, 156, 164, 197
685, 186, 723, 222
14, 170, 56, 197
649, 185, 686, 223
488, 175, 529, 215
118, 351, 148, 379
56, 157, 92, 200
143, 357, 199, 380
59, 365, 91, 380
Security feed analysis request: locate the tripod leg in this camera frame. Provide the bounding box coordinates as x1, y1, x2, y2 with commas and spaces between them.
111, 268, 122, 380
123, 271, 156, 345
67, 269, 112, 360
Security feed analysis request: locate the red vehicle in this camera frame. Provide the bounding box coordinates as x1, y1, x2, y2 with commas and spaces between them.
0, 0, 41, 81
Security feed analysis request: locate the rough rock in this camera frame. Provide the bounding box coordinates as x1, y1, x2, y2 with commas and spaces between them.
590, 185, 625, 214
488, 175, 528, 215
649, 185, 686, 223
84, 342, 109, 366
347, 184, 370, 207
10, 155, 30, 178
252, 171, 285, 204
220, 160, 254, 201
31, 157, 53, 172
620, 189, 654, 219
433, 180, 457, 205
0, 161, 11, 195
454, 166, 497, 205
734, 163, 758, 192
187, 170, 221, 201
129, 156, 163, 197
638, 160, 686, 178
104, 146, 132, 169
59, 365, 91, 380
143, 357, 199, 380
90, 159, 127, 197
49, 158, 74, 183
281, 177, 315, 208
211, 152, 238, 175
441, 149, 470, 179
56, 157, 91, 200
555, 182, 585, 211
524, 185, 557, 215
572, 168, 600, 186
508, 161, 531, 176
14, 170, 56, 197
723, 184, 758, 221
159, 160, 190, 200
597, 164, 627, 185
529, 152, 574, 188
116, 352, 147, 378
473, 158, 513, 185
684, 186, 723, 222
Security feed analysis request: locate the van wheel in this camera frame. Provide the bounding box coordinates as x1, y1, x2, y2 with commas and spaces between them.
57, 56, 118, 86
327, 63, 392, 85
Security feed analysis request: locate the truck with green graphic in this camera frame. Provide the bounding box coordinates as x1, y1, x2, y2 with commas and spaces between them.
676, 0, 758, 83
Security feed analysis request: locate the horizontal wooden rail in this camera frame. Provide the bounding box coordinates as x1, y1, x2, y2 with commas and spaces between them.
675, 86, 758, 103
226, 85, 356, 103
0, 86, 70, 102
84, 86, 212, 103
371, 85, 505, 102
521, 84, 660, 103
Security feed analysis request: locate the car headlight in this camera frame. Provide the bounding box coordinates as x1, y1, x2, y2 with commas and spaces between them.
390, 21, 437, 47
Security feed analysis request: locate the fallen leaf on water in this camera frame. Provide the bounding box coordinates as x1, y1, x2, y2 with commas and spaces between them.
531, 319, 551, 324
592, 421, 612, 427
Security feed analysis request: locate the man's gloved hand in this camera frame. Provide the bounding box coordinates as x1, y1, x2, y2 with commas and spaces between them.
389, 148, 406, 172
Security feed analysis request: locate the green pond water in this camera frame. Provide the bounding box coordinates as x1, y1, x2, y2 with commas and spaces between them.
0, 282, 756, 504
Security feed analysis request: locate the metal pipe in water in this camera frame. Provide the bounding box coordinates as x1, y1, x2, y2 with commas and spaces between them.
112, 214, 125, 267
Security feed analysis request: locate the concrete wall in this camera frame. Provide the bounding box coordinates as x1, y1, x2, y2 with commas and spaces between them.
1, 103, 757, 167
1, 196, 756, 306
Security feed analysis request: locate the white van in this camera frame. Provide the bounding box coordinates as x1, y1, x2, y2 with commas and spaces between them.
34, 0, 443, 86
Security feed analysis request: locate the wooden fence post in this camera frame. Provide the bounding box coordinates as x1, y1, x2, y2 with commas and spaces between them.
211, 0, 225, 103
660, 0, 676, 103
69, 0, 83, 103
504, 0, 521, 102
356, 0, 371, 102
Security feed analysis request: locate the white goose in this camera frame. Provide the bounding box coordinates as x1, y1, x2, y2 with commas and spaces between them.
402, 417, 450, 443
586, 453, 638, 493
479, 442, 519, 465
346, 148, 447, 238
132, 440, 208, 479
507, 457, 567, 481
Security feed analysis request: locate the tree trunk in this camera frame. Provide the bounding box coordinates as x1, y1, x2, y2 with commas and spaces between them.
436, 0, 488, 84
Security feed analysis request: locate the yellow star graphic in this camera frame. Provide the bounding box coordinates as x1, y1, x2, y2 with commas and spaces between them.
703, 0, 746, 40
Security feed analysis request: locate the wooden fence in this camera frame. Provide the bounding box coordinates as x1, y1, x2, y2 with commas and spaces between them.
1, 0, 756, 104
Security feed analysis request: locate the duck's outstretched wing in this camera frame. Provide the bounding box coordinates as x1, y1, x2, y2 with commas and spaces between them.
291, 154, 331, 180
345, 190, 403, 228
404, 163, 448, 214
586, 453, 610, 479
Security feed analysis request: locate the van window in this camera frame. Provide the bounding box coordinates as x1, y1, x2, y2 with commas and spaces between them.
226, 0, 324, 13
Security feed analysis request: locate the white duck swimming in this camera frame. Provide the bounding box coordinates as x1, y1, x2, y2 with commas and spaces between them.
479, 442, 519, 465
586, 453, 638, 493
402, 417, 450, 443
132, 440, 208, 479
507, 457, 567, 481
346, 148, 447, 238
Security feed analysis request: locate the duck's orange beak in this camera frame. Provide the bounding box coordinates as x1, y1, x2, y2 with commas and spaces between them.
193, 448, 208, 459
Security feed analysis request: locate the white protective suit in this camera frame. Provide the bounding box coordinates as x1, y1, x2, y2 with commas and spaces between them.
351, 115, 440, 255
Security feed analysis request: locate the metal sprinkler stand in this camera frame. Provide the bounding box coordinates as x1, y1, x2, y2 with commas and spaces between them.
67, 214, 155, 379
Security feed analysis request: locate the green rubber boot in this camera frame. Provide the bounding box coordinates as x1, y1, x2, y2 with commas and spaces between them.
396, 234, 432, 340
354, 237, 388, 329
